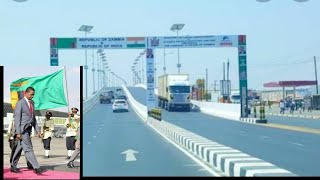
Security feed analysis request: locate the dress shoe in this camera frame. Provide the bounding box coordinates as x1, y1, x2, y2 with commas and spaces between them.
43, 156, 49, 159
28, 166, 33, 170
10, 168, 22, 173
34, 168, 47, 175
67, 161, 75, 168
65, 156, 71, 160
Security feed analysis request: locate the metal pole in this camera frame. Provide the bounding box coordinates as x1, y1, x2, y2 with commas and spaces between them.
142, 56, 144, 84
177, 30, 180, 74
97, 52, 100, 90
139, 59, 141, 83
155, 62, 157, 88
92, 50, 95, 93
227, 59, 230, 81
133, 71, 135, 86
206, 68, 208, 101
163, 49, 166, 75
223, 62, 225, 80
314, 56, 319, 95
85, 31, 88, 99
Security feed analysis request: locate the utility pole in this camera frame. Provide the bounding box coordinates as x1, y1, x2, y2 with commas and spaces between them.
223, 62, 225, 81
315, 56, 319, 94
214, 80, 218, 92
206, 69, 208, 101
227, 59, 230, 81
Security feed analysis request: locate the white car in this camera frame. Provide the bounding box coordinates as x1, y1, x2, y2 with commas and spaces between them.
112, 99, 129, 112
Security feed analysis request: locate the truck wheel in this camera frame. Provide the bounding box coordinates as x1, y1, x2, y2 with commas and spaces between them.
186, 105, 191, 112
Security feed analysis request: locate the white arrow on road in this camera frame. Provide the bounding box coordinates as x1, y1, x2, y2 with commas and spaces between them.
121, 149, 139, 162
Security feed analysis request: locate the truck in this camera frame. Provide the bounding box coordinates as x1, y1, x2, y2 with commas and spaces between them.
158, 74, 191, 112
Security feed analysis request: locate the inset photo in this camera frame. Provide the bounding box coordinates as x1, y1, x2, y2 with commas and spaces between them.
3, 66, 81, 180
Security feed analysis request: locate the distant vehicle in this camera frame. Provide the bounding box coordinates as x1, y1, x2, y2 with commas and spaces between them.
112, 99, 129, 112
158, 74, 191, 112
116, 95, 127, 100
100, 92, 112, 104
108, 91, 115, 99
230, 93, 241, 104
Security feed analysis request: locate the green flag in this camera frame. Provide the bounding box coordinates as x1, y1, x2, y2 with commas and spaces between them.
10, 69, 68, 110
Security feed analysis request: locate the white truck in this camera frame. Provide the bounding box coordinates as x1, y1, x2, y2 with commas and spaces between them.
158, 74, 191, 112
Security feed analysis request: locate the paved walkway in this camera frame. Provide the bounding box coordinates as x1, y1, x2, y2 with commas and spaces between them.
3, 136, 80, 179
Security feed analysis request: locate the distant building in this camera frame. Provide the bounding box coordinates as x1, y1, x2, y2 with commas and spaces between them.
261, 88, 312, 102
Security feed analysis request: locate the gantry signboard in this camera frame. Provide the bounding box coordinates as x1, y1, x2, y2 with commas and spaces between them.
50, 35, 248, 117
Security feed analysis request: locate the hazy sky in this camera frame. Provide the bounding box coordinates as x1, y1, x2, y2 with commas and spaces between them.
3, 66, 80, 112
1, 0, 319, 95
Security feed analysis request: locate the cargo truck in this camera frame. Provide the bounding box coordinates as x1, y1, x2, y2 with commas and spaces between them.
158, 74, 191, 112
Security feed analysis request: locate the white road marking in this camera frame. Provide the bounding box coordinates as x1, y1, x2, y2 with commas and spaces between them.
289, 142, 304, 147
216, 154, 250, 172
245, 168, 293, 176
145, 120, 222, 176
121, 149, 138, 162
234, 162, 275, 176
224, 157, 260, 176
198, 168, 208, 172
184, 164, 200, 167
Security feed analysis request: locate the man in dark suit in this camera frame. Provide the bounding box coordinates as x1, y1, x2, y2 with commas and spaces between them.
11, 87, 47, 174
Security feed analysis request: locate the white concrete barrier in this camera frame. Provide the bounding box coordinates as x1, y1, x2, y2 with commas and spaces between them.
83, 87, 105, 114
191, 100, 241, 120
122, 85, 148, 121
122, 85, 293, 177
134, 84, 147, 89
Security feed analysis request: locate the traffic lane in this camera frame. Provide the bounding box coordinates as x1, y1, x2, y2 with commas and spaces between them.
83, 102, 212, 176
127, 87, 147, 105
161, 110, 320, 176
266, 115, 320, 129
127, 87, 320, 175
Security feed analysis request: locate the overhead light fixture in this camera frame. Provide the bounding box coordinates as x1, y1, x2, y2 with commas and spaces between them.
170, 24, 185, 31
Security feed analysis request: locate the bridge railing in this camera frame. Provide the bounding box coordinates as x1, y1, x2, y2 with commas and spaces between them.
83, 87, 105, 114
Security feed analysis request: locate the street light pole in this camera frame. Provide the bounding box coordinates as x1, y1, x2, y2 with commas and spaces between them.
315, 56, 319, 95
78, 25, 94, 100
163, 49, 166, 75
177, 30, 181, 74
85, 31, 88, 99
97, 52, 100, 91
92, 50, 95, 94
171, 24, 185, 74
141, 56, 144, 84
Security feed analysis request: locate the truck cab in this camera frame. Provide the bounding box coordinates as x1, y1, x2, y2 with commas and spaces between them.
158, 74, 191, 112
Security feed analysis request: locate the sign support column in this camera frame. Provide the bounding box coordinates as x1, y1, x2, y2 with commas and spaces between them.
238, 35, 248, 118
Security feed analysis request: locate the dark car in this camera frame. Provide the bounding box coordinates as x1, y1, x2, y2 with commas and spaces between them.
100, 92, 112, 104
108, 91, 115, 99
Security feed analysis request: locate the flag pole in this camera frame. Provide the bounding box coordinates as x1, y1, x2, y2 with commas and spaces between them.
63, 66, 70, 112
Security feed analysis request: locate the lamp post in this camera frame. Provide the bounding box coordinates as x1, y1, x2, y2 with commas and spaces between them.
78, 25, 94, 99
171, 23, 185, 74
97, 49, 103, 91
100, 52, 106, 88
163, 49, 174, 75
